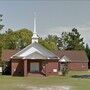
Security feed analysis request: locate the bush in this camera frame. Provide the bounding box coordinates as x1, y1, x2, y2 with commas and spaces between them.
61, 62, 69, 76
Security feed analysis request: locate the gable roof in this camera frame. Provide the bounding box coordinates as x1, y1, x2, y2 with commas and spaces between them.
54, 50, 88, 62
59, 55, 70, 62
11, 42, 58, 59
1, 49, 19, 61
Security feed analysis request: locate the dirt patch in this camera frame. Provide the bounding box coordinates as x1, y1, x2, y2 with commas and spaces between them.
17, 84, 71, 90
26, 86, 71, 90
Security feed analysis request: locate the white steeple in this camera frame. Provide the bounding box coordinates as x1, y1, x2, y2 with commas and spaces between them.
32, 12, 39, 43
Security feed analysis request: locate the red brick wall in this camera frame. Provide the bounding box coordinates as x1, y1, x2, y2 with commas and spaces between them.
69, 62, 88, 71
11, 59, 24, 76
27, 60, 59, 76
11, 59, 88, 76
45, 61, 58, 76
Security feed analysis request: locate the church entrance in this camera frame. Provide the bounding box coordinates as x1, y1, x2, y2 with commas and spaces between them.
30, 62, 40, 73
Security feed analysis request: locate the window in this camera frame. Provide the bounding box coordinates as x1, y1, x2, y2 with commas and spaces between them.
30, 62, 39, 72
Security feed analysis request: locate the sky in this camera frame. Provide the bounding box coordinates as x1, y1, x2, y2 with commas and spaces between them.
0, 0, 90, 46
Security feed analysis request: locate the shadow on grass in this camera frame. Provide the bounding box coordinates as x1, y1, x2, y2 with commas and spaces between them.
71, 75, 90, 79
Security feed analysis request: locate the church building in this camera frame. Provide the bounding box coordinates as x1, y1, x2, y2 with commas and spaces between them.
9, 16, 88, 76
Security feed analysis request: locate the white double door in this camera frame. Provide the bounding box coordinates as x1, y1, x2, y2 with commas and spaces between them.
30, 62, 39, 72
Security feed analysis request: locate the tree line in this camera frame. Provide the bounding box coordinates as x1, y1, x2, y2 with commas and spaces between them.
0, 15, 90, 62
0, 28, 90, 58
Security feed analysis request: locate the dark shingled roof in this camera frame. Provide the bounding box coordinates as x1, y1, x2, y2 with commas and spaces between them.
53, 50, 89, 62
1, 49, 89, 62
1, 49, 19, 61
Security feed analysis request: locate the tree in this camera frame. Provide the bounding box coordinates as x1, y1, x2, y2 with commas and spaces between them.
58, 28, 85, 50
45, 35, 59, 44
5, 28, 13, 34
0, 43, 2, 66
0, 14, 4, 31
39, 35, 58, 51
85, 44, 90, 59
0, 14, 4, 65
15, 28, 32, 49
1, 28, 32, 49
85, 44, 90, 68
56, 38, 63, 50
59, 32, 69, 50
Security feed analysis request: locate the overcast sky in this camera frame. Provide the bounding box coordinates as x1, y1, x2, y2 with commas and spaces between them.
0, 0, 90, 46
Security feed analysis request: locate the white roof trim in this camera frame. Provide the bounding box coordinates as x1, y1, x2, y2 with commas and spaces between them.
11, 44, 31, 58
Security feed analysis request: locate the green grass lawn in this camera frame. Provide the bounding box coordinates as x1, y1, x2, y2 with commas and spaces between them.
0, 71, 90, 90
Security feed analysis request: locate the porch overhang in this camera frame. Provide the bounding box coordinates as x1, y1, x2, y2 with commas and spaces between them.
59, 55, 71, 62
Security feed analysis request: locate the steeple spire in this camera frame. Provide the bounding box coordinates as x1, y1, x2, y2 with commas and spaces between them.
34, 12, 36, 33
32, 12, 39, 43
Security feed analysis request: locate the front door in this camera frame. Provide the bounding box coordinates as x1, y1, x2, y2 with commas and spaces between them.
30, 62, 39, 73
